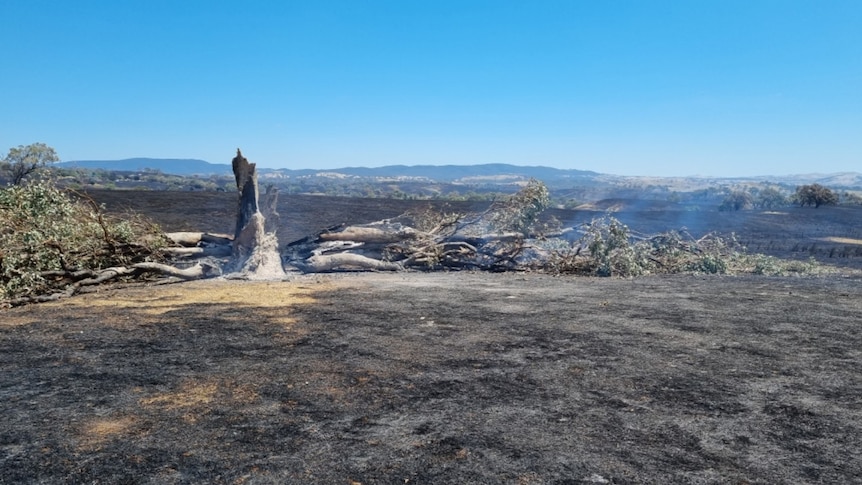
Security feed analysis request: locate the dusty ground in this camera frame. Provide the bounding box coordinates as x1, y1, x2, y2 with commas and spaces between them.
2, 272, 861, 484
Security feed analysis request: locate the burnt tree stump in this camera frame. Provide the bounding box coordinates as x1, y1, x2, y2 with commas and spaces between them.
232, 149, 260, 241
229, 149, 285, 279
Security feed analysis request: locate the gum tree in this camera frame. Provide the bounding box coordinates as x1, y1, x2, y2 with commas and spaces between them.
2, 143, 60, 185
795, 184, 838, 208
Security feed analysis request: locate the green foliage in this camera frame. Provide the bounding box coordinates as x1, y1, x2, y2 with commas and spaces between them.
547, 215, 827, 278
754, 186, 789, 209
0, 181, 167, 300
574, 218, 738, 276
743, 254, 825, 276
840, 191, 862, 205
584, 216, 652, 276
719, 190, 753, 211
2, 143, 59, 185
488, 178, 551, 234
794, 184, 838, 208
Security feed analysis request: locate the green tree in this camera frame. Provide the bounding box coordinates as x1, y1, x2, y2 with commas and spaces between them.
795, 184, 838, 208
840, 191, 862, 205
754, 186, 788, 209
2, 143, 60, 185
719, 190, 753, 211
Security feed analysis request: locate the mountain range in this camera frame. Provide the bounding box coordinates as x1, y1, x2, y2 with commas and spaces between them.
59, 158, 862, 189
59, 159, 601, 183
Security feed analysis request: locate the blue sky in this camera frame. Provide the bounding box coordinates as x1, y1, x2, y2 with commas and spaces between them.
1, 1, 859, 176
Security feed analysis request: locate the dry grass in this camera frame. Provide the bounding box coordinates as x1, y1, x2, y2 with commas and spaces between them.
2, 278, 327, 327
78, 416, 139, 451
817, 236, 862, 245
140, 381, 219, 410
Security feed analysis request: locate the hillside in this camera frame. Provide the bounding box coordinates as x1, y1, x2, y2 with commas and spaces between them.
61, 159, 600, 184
61, 158, 862, 190
58, 158, 232, 176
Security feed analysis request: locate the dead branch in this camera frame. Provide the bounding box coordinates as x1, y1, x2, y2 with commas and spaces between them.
165, 232, 232, 247
3, 261, 223, 307
132, 262, 221, 280
298, 253, 402, 272
319, 225, 419, 243
162, 246, 232, 258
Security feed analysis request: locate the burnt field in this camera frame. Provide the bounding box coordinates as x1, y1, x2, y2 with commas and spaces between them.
1, 191, 862, 483
2, 273, 861, 483
86, 189, 862, 270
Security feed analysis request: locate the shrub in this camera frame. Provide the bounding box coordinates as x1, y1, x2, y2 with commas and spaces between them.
0, 181, 168, 300
584, 216, 653, 276
745, 255, 825, 276
544, 215, 827, 277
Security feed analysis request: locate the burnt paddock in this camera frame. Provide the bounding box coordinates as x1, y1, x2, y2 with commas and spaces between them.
1, 272, 860, 484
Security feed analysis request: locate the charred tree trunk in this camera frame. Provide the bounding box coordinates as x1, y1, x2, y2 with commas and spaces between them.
228, 149, 286, 279
261, 184, 280, 235
233, 149, 260, 241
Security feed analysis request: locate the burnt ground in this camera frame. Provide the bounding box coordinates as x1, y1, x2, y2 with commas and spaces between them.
2, 191, 862, 483
2, 273, 862, 484
84, 190, 862, 270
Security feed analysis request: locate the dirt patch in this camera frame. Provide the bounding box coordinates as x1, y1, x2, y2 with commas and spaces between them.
2, 273, 861, 483
817, 236, 862, 246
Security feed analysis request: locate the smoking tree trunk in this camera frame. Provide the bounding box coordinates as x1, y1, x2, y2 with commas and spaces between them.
229, 149, 286, 279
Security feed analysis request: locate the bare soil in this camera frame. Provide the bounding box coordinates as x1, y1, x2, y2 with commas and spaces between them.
2, 272, 861, 484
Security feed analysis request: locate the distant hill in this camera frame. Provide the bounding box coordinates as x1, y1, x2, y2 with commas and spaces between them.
266, 164, 601, 187
59, 158, 233, 176
311, 163, 599, 181
751, 172, 862, 188
60, 159, 600, 184
60, 158, 862, 190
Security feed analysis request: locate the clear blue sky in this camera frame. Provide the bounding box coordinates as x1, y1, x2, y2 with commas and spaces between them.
1, 1, 860, 177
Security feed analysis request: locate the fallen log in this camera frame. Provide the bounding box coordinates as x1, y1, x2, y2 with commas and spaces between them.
319, 225, 419, 244
5, 262, 222, 307
132, 262, 221, 280
162, 246, 232, 258
298, 253, 402, 272
165, 232, 232, 247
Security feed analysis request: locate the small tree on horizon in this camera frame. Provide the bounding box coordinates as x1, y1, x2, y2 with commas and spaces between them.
719, 190, 753, 211
794, 184, 838, 208
1, 143, 60, 185
754, 186, 789, 209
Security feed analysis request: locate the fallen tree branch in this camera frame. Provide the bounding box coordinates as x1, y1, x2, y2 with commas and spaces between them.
165, 232, 232, 247
132, 262, 221, 280
319, 225, 419, 244
3, 261, 222, 307
162, 246, 232, 258
297, 253, 402, 272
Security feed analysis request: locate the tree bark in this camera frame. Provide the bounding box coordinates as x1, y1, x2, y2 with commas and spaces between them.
228, 149, 285, 279
299, 253, 402, 272
165, 232, 232, 247
318, 225, 419, 243
232, 149, 259, 241
162, 246, 232, 258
